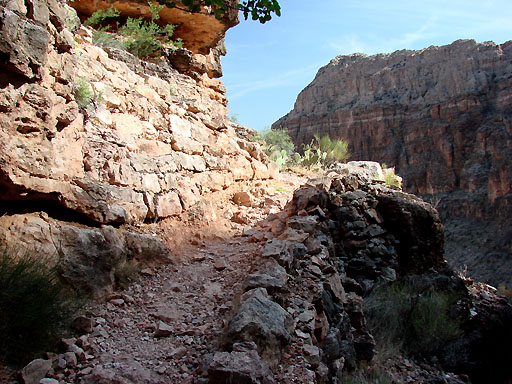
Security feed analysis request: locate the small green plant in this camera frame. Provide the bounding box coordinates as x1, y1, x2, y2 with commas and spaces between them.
72, 78, 102, 112
275, 186, 287, 192
365, 282, 462, 356
0, 247, 79, 366
342, 367, 393, 384
261, 128, 295, 169
85, 3, 183, 58
114, 261, 139, 289
92, 28, 122, 49
84, 6, 121, 27
262, 128, 295, 156
72, 78, 94, 109
381, 164, 402, 188
314, 133, 350, 164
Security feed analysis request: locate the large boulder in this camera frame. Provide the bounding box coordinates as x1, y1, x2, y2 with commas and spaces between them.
223, 288, 294, 363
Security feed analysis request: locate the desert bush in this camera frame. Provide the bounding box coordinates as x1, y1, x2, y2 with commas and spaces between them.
365, 282, 462, 356
342, 367, 393, 384
262, 128, 295, 156
314, 133, 350, 164
114, 260, 139, 289
72, 78, 103, 113
381, 164, 402, 188
0, 247, 79, 366
294, 133, 350, 169
84, 6, 120, 27
260, 128, 295, 169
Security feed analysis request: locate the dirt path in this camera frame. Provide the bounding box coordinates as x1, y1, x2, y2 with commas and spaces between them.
67, 173, 307, 383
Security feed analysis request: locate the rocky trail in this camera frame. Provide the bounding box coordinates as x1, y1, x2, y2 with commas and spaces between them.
76, 235, 261, 383
16, 173, 308, 384
7, 167, 512, 384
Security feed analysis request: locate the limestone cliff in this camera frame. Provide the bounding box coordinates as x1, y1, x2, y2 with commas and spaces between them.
0, 0, 275, 296
273, 40, 512, 286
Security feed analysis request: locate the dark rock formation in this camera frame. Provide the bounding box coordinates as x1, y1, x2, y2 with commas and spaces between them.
273, 39, 512, 286
215, 164, 512, 383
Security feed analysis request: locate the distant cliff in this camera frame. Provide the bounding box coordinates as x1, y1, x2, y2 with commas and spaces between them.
273, 40, 512, 286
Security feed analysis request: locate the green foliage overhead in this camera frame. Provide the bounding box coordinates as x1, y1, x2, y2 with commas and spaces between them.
0, 248, 79, 366
157, 0, 281, 23
83, 6, 121, 26
85, 3, 183, 58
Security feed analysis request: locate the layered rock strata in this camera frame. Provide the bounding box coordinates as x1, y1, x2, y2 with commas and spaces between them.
273, 39, 512, 285
211, 165, 512, 383
0, 0, 275, 295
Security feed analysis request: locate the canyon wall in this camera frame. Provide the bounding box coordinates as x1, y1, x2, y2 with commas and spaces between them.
273, 40, 512, 285
0, 0, 276, 296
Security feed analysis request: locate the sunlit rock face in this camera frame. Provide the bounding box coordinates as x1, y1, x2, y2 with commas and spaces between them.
273, 39, 512, 285
0, 0, 275, 296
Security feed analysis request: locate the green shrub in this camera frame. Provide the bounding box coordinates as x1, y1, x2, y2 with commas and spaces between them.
262, 128, 295, 156
114, 261, 139, 290
72, 78, 102, 112
381, 164, 402, 188
314, 133, 350, 164
0, 248, 79, 366
365, 282, 462, 356
72, 77, 94, 109
342, 368, 393, 384
84, 6, 121, 27
85, 3, 183, 58
92, 28, 122, 49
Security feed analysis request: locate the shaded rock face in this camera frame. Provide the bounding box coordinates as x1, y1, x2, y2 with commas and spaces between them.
0, 213, 171, 297
273, 39, 512, 285
0, 0, 273, 294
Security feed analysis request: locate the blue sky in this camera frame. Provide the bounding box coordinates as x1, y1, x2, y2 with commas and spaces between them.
221, 0, 512, 131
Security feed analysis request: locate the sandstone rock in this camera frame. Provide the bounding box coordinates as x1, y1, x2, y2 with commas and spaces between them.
376, 190, 445, 273
233, 191, 253, 207
0, 214, 171, 297
39, 379, 59, 384
19, 359, 51, 384
0, 7, 50, 79
261, 239, 307, 272
74, 315, 94, 333
79, 357, 162, 384
242, 259, 288, 294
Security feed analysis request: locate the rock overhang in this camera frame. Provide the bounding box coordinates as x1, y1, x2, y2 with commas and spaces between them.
68, 0, 240, 54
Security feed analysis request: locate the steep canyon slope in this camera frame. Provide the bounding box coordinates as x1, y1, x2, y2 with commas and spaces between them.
273, 40, 512, 286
